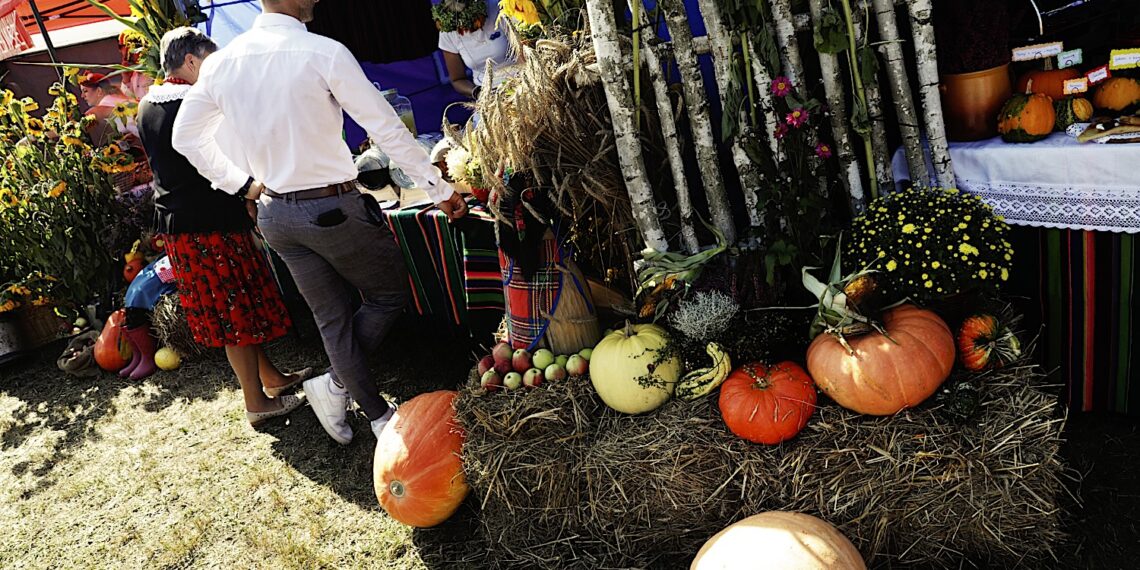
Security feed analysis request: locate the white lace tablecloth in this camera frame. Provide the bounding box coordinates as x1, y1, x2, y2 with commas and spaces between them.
891, 132, 1140, 234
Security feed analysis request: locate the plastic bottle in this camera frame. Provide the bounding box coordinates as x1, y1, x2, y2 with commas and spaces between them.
381, 89, 417, 136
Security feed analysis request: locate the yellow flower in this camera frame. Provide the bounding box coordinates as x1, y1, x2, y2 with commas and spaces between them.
25, 117, 45, 137
924, 280, 934, 288
0, 188, 18, 207
902, 223, 916, 234
48, 83, 65, 96
0, 299, 18, 313
500, 0, 541, 26
1001, 268, 1009, 281
112, 102, 134, 119
0, 89, 12, 108
978, 269, 988, 279
886, 260, 898, 271
31, 296, 50, 307
48, 181, 66, 198
67, 93, 78, 107
62, 135, 85, 147
6, 284, 31, 296
959, 243, 980, 256
64, 66, 79, 80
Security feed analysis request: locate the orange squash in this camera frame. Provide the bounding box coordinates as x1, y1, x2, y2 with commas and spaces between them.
94, 309, 132, 372
692, 511, 867, 570
718, 362, 816, 445
1092, 77, 1140, 111
805, 305, 955, 416
998, 93, 1055, 143
374, 390, 469, 527
1016, 68, 1081, 101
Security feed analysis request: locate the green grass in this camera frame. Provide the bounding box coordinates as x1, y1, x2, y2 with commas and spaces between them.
0, 320, 483, 570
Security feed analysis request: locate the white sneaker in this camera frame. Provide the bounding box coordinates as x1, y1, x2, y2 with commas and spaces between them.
304, 373, 353, 445
370, 405, 397, 440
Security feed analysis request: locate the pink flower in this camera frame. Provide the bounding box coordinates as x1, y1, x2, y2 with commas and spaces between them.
786, 108, 809, 128
774, 123, 789, 140
770, 76, 792, 97
815, 142, 833, 159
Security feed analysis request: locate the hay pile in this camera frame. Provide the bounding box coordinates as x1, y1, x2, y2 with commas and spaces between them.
151, 294, 207, 358
456, 356, 1068, 569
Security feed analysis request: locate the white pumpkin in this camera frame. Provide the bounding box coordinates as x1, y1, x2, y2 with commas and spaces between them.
589, 323, 680, 414
691, 511, 866, 570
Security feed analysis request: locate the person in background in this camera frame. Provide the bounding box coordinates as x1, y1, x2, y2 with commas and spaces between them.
138, 27, 312, 427
79, 72, 137, 142
435, 0, 516, 99
171, 0, 468, 445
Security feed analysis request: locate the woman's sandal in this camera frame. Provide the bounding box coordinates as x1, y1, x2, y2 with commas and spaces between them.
247, 394, 307, 427
263, 367, 316, 398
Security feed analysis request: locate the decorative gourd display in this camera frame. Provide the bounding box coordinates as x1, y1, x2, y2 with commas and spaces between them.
1053, 97, 1093, 131
374, 390, 469, 528
691, 511, 867, 570
589, 323, 681, 414
957, 314, 1022, 371
1092, 77, 1140, 111
806, 305, 955, 416
675, 342, 732, 401
94, 309, 132, 372
718, 362, 816, 445
997, 93, 1056, 142
1016, 68, 1081, 101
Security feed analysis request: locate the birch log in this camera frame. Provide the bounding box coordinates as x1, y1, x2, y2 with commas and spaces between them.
584, 0, 668, 251
808, 0, 865, 213
769, 0, 807, 86
852, 1, 894, 192
696, 0, 764, 235
872, 0, 929, 186
632, 0, 700, 253
746, 36, 782, 160
659, 0, 735, 244
907, 0, 954, 188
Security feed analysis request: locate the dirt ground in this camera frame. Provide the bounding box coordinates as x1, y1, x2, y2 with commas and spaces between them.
1, 314, 1138, 569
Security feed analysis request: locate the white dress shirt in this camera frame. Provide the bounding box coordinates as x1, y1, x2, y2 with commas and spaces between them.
172, 13, 454, 204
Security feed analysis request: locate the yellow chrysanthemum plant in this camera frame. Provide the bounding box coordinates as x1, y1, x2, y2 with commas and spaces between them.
844, 187, 1014, 304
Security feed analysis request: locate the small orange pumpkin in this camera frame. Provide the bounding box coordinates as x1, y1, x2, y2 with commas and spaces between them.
806, 305, 955, 416
998, 93, 1055, 143
94, 309, 132, 372
1092, 77, 1140, 111
718, 361, 817, 445
374, 390, 469, 528
957, 314, 1022, 371
1016, 68, 1081, 101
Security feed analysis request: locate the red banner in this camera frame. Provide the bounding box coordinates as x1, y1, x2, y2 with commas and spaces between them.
1, 0, 31, 61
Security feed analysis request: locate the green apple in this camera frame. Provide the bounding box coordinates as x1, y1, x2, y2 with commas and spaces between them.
555, 354, 570, 368
503, 372, 523, 390
578, 347, 593, 361
532, 348, 556, 370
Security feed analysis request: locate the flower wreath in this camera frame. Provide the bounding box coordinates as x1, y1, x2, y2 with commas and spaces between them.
432, 1, 488, 34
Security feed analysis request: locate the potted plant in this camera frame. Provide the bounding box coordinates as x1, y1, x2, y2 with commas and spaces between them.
934, 0, 1015, 140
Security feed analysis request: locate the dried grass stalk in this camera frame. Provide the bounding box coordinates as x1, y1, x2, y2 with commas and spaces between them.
151, 294, 207, 358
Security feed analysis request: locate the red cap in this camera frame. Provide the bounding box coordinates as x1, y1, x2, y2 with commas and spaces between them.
79, 72, 107, 88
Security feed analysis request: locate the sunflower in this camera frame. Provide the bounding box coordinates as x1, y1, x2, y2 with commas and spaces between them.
31, 296, 50, 307
0, 89, 12, 107
48, 181, 67, 198
112, 102, 136, 119
61, 135, 85, 148
66, 93, 78, 107
102, 144, 120, 157
63, 66, 79, 80
47, 83, 65, 96
25, 117, 45, 137
500, 0, 541, 26
0, 188, 17, 208
20, 97, 39, 113
0, 299, 18, 313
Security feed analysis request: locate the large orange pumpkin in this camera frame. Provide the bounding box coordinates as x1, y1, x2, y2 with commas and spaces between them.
718, 362, 816, 445
94, 309, 132, 372
805, 305, 955, 416
374, 390, 469, 528
692, 511, 867, 570
1016, 68, 1081, 101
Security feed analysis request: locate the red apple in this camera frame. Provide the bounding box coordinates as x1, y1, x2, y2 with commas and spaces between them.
565, 354, 589, 377
523, 368, 544, 388
544, 363, 567, 382
492, 342, 514, 365
494, 360, 513, 375
512, 349, 533, 373
503, 372, 523, 390
477, 355, 495, 376
480, 370, 502, 392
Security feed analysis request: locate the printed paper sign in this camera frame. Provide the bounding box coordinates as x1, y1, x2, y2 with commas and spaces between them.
1012, 42, 1064, 62
1057, 49, 1083, 69
1087, 65, 1111, 84
1063, 77, 1089, 94
1109, 48, 1140, 70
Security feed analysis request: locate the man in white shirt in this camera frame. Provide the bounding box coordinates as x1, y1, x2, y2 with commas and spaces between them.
172, 0, 468, 445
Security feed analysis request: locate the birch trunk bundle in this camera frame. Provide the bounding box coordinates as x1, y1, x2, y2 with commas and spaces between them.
907, 0, 955, 189
852, 0, 894, 193
872, 0, 930, 186
584, 0, 668, 251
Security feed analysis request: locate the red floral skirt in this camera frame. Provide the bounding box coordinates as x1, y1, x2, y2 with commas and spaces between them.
163, 231, 291, 348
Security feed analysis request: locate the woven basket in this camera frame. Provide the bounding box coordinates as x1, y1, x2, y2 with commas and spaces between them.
542, 261, 601, 355
16, 304, 66, 349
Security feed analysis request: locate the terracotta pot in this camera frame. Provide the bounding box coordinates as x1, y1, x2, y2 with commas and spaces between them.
940, 63, 1012, 141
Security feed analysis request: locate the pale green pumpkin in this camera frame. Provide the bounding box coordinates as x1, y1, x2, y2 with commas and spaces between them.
589, 323, 680, 414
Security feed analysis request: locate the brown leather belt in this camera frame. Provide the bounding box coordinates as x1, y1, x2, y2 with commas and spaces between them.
263, 181, 357, 201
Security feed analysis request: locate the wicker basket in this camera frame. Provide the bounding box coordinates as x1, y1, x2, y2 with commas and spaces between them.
16, 304, 66, 349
